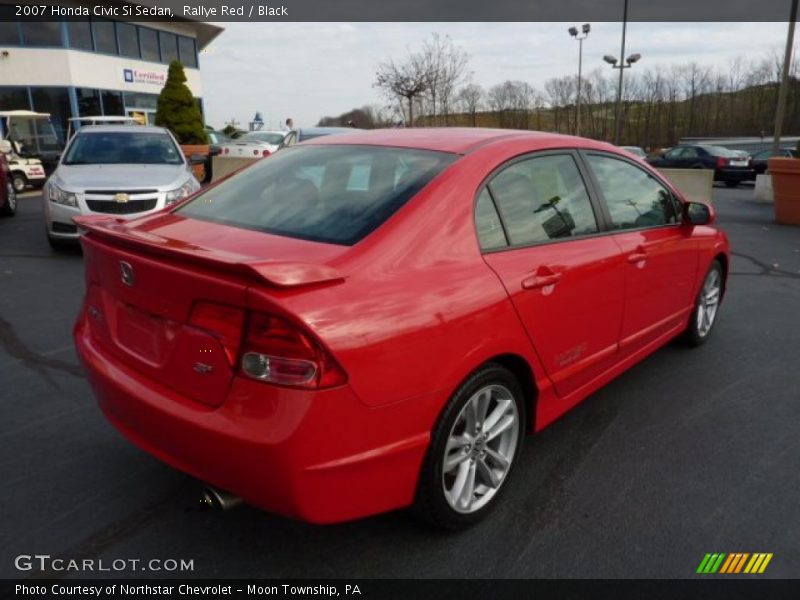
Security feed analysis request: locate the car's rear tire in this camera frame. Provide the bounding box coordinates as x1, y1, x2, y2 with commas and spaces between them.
414, 363, 525, 529
11, 173, 27, 193
1, 182, 16, 216
684, 260, 723, 347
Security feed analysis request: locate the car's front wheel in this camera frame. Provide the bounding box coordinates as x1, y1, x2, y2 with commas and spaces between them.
685, 260, 724, 346
415, 363, 525, 529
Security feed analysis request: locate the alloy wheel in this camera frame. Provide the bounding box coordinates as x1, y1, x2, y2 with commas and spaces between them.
442, 384, 519, 514
696, 267, 721, 338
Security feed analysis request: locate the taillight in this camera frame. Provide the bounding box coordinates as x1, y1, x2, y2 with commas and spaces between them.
241, 313, 347, 389
261, 149, 271, 157
222, 147, 229, 154
189, 302, 246, 365
717, 157, 727, 168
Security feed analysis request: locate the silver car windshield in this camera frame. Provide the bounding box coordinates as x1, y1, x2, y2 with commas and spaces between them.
63, 132, 183, 166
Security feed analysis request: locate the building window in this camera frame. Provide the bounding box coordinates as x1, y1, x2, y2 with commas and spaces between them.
76, 88, 102, 117
0, 87, 31, 111
178, 36, 197, 68
100, 90, 125, 116
123, 92, 159, 112
20, 22, 62, 47
30, 87, 71, 140
116, 22, 139, 59
91, 18, 117, 54
66, 18, 93, 51
138, 27, 160, 62
159, 31, 178, 64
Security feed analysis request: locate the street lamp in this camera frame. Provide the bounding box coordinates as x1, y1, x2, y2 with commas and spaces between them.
604, 0, 641, 145
568, 23, 590, 136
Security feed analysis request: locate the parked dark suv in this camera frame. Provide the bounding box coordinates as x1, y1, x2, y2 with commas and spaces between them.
648, 145, 754, 187
748, 148, 798, 179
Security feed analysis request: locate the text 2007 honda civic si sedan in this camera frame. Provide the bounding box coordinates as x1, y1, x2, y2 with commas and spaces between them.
74, 129, 729, 528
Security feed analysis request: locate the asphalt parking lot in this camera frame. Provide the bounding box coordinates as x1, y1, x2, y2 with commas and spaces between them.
1, 185, 799, 579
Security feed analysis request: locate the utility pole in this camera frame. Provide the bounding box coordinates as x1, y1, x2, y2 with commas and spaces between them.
772, 0, 798, 156
614, 0, 629, 146
569, 24, 591, 136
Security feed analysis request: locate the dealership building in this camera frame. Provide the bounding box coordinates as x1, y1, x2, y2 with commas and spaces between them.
0, 3, 223, 138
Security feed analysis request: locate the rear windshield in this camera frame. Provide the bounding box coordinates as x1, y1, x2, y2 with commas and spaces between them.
178, 145, 456, 245
701, 146, 737, 158
63, 132, 183, 165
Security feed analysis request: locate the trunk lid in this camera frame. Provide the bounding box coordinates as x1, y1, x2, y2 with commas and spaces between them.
78, 213, 348, 407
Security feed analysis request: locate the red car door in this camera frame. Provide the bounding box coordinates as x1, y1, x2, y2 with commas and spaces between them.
478, 152, 626, 398
582, 152, 698, 354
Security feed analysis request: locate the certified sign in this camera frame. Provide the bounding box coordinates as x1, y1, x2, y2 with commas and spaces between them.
122, 68, 166, 87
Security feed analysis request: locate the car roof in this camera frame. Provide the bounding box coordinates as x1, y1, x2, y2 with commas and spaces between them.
75, 125, 169, 134
305, 127, 610, 154
241, 130, 285, 135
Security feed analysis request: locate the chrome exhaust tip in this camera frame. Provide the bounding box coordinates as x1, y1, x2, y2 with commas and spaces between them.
200, 486, 242, 511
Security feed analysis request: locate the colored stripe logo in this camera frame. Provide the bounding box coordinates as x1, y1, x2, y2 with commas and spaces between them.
697, 553, 773, 574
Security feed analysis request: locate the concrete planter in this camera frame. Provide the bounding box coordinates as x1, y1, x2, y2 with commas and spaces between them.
181, 144, 209, 182
753, 174, 774, 204
769, 157, 800, 226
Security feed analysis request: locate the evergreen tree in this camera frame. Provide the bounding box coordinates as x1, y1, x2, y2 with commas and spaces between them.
155, 61, 208, 144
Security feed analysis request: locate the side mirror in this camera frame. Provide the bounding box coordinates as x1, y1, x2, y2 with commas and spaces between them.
188, 153, 206, 165
0, 139, 11, 154
684, 201, 714, 226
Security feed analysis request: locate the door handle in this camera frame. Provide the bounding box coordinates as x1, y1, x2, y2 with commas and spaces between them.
627, 246, 648, 264
627, 252, 647, 264
521, 270, 563, 290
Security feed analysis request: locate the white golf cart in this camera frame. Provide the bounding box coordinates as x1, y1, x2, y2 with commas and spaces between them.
0, 110, 60, 189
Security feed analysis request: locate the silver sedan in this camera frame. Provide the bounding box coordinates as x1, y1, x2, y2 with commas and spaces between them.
43, 125, 201, 249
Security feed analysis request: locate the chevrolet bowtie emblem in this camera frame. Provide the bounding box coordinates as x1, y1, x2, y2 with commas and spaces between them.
114, 192, 130, 203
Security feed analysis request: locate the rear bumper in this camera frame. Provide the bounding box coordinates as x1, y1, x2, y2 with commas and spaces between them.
714, 168, 754, 182
74, 314, 434, 523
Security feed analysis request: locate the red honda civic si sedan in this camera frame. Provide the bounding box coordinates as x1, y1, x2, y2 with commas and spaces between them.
74, 129, 729, 528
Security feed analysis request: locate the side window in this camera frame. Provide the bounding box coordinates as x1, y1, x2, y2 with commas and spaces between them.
475, 189, 507, 250
665, 148, 682, 160
682, 147, 699, 159
487, 154, 598, 246
586, 154, 680, 230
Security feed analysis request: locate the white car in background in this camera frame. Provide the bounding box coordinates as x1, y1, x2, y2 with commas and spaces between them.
219, 130, 295, 158
43, 125, 201, 250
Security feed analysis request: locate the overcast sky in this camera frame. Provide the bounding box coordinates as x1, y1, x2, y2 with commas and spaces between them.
199, 22, 792, 130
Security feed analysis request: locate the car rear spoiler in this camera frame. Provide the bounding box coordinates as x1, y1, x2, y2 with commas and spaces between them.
74, 215, 347, 289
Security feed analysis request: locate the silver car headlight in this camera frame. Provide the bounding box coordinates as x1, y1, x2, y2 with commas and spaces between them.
165, 180, 198, 205
48, 182, 78, 207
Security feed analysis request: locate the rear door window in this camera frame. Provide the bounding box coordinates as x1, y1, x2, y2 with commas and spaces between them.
178, 145, 456, 245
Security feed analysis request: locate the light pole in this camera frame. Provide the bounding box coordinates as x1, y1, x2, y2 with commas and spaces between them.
604, 0, 641, 145
771, 0, 798, 156
569, 23, 591, 137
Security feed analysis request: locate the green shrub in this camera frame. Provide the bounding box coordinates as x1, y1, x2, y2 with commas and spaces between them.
155, 61, 207, 145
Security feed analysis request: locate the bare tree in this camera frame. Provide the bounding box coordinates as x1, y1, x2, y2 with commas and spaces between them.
457, 83, 484, 126
374, 53, 430, 127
